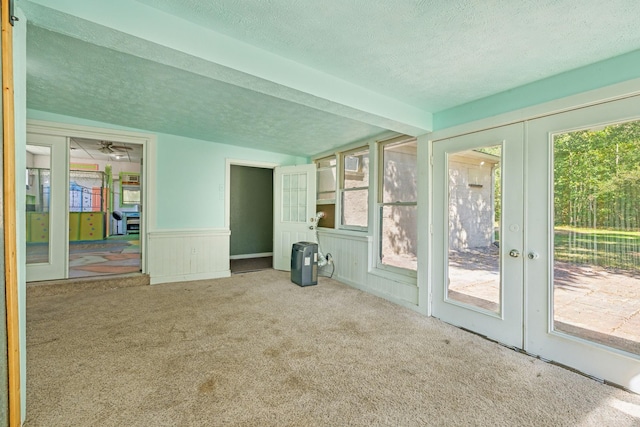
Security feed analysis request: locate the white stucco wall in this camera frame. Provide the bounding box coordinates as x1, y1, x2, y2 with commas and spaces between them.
448, 154, 498, 251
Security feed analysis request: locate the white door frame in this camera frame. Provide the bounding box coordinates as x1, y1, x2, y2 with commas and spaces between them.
224, 159, 278, 230
25, 134, 68, 281
26, 120, 156, 276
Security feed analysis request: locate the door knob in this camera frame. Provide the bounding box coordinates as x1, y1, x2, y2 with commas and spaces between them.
528, 252, 539, 260
509, 249, 520, 258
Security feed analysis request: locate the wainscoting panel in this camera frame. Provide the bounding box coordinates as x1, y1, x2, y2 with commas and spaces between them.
317, 230, 419, 309
148, 229, 231, 285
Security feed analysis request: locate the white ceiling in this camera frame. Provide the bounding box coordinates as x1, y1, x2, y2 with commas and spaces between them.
20, 0, 640, 157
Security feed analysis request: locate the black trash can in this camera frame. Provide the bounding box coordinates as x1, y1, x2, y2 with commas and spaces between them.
291, 242, 318, 286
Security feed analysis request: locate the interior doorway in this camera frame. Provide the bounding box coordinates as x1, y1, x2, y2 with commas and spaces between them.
26, 123, 149, 282
66, 137, 142, 278
229, 165, 274, 274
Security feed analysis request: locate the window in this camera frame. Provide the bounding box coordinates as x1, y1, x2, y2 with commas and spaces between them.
340, 147, 369, 229
378, 138, 417, 271
315, 156, 336, 228
120, 172, 140, 207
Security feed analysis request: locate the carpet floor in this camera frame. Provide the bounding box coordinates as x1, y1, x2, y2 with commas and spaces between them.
25, 270, 640, 426
230, 256, 273, 274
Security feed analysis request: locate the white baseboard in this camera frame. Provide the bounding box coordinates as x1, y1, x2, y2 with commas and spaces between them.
333, 275, 420, 313
150, 270, 231, 285
229, 252, 273, 260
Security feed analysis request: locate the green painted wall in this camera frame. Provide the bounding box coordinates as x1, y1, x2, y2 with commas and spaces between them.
230, 166, 273, 256
26, 110, 306, 229
434, 48, 640, 130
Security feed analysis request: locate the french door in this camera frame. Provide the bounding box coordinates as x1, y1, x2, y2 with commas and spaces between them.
26, 133, 67, 281
432, 123, 524, 349
527, 95, 640, 393
432, 96, 640, 392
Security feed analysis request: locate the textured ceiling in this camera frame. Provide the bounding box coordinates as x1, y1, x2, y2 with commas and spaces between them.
21, 0, 640, 157
135, 0, 640, 111
26, 25, 386, 157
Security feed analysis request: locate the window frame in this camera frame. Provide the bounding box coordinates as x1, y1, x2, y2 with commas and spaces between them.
376, 136, 418, 276
339, 146, 370, 231
315, 155, 337, 229
315, 155, 337, 205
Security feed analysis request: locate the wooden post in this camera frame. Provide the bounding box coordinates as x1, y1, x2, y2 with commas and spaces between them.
1, 0, 21, 425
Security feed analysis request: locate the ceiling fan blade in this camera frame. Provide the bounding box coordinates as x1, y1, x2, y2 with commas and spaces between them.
110, 145, 132, 151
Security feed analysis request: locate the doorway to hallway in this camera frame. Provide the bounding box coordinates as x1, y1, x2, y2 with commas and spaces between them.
229, 164, 274, 274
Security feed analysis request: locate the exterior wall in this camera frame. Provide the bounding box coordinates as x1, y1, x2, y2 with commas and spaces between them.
381, 148, 417, 269
448, 157, 496, 250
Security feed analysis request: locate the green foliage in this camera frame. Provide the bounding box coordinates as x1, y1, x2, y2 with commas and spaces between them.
554, 121, 640, 269
554, 121, 640, 230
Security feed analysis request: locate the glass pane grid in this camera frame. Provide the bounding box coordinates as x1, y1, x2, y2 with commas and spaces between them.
282, 172, 308, 223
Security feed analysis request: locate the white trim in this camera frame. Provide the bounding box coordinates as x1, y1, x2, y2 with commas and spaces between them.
369, 266, 417, 285
312, 130, 401, 161
230, 252, 273, 260
26, 119, 156, 275
317, 228, 372, 243
336, 276, 420, 313
224, 159, 278, 229
428, 77, 640, 142
150, 270, 230, 285
148, 228, 230, 238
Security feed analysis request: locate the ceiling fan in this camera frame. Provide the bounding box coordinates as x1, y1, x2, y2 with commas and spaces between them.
98, 141, 132, 154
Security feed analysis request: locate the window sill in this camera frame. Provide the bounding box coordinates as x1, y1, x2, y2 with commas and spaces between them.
369, 266, 417, 286
317, 228, 372, 241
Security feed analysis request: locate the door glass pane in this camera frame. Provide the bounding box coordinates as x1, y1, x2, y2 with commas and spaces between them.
553, 120, 640, 355
26, 145, 51, 264
281, 172, 307, 223
447, 146, 502, 313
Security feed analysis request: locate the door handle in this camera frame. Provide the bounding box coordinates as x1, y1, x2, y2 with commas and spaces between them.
509, 249, 520, 258
528, 252, 539, 260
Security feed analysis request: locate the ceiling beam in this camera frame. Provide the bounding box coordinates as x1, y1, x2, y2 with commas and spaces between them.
21, 0, 433, 135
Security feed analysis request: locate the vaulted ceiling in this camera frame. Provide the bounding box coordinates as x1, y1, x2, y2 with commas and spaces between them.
21, 0, 640, 157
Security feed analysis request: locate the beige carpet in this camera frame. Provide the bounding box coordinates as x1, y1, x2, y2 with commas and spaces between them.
230, 256, 273, 274
25, 270, 640, 426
